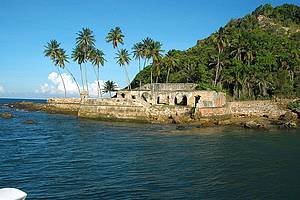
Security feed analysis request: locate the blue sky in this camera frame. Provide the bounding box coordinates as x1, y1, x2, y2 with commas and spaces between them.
0, 0, 299, 98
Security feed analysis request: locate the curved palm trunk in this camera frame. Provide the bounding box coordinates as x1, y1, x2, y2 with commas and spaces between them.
124, 66, 131, 90
92, 66, 102, 98
214, 56, 220, 86
84, 62, 89, 94
56, 66, 67, 98
142, 58, 148, 86
80, 64, 85, 91
65, 67, 81, 96
97, 68, 102, 98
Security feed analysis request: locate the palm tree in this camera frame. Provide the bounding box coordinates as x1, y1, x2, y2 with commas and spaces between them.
89, 48, 106, 98
164, 52, 178, 83
44, 40, 67, 97
104, 80, 117, 97
76, 28, 96, 94
115, 49, 131, 90
141, 37, 153, 69
106, 26, 124, 49
148, 40, 164, 83
72, 46, 85, 91
211, 29, 228, 86
57, 48, 81, 96
132, 42, 144, 88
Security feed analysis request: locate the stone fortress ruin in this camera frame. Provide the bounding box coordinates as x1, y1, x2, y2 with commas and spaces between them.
116, 83, 226, 108
75, 83, 228, 122
46, 83, 290, 123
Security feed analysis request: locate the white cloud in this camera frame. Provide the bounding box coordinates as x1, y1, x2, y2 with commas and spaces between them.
0, 85, 4, 93
37, 72, 119, 97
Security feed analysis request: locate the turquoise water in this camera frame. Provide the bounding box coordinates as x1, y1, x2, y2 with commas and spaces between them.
0, 99, 300, 199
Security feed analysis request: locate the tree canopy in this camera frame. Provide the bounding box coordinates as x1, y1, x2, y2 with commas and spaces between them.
131, 4, 300, 100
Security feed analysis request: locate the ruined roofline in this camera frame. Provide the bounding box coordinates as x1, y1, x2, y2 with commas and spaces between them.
124, 83, 198, 92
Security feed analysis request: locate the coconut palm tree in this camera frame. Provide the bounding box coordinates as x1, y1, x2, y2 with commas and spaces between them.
106, 26, 124, 49
76, 28, 96, 94
132, 42, 144, 88
89, 48, 106, 97
44, 40, 67, 97
141, 37, 153, 69
164, 53, 178, 83
115, 49, 131, 90
104, 80, 117, 97
211, 29, 228, 86
72, 46, 85, 91
57, 48, 81, 96
148, 40, 164, 83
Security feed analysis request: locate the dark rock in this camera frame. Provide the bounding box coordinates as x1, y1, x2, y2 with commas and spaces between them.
244, 121, 266, 129
23, 120, 36, 124
0, 113, 15, 119
176, 125, 187, 130
279, 111, 298, 122
280, 121, 297, 129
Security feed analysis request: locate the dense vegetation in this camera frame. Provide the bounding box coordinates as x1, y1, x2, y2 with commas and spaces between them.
131, 4, 300, 100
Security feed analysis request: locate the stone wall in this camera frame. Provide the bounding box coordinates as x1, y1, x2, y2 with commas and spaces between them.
228, 100, 287, 118
117, 90, 226, 108
44, 97, 292, 123
77, 98, 194, 123
47, 98, 81, 114
195, 107, 231, 118
78, 98, 149, 122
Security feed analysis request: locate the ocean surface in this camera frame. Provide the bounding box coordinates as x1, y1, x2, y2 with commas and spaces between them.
0, 98, 300, 199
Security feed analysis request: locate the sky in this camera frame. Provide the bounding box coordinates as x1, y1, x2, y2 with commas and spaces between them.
0, 0, 299, 98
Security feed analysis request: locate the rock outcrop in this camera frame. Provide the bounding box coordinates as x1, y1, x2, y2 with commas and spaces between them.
0, 113, 15, 119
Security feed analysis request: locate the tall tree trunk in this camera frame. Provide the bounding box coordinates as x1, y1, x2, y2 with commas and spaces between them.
143, 58, 147, 69
65, 67, 81, 96
214, 56, 220, 86
97, 67, 102, 98
80, 64, 85, 91
84, 62, 89, 94
109, 91, 112, 98
166, 67, 170, 83
124, 66, 131, 90
92, 66, 101, 98
84, 50, 89, 95
150, 64, 153, 84
57, 66, 67, 98
138, 58, 141, 90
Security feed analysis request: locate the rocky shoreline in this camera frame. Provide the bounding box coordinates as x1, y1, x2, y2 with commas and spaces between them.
1, 99, 299, 130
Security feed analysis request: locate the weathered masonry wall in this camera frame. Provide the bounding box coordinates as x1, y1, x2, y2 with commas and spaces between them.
117, 90, 226, 108
47, 98, 81, 114
46, 97, 291, 123
78, 98, 194, 123
228, 100, 287, 118
78, 98, 149, 121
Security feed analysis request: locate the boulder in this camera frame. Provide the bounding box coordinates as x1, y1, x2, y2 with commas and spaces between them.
278, 111, 298, 122
280, 121, 297, 129
0, 113, 15, 119
23, 120, 36, 124
244, 121, 267, 129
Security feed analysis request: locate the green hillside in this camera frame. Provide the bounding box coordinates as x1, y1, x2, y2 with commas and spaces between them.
131, 4, 300, 100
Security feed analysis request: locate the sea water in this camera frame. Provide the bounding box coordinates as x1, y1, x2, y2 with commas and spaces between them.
0, 98, 300, 199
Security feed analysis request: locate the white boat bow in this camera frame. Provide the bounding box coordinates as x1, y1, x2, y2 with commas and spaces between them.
0, 188, 27, 200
